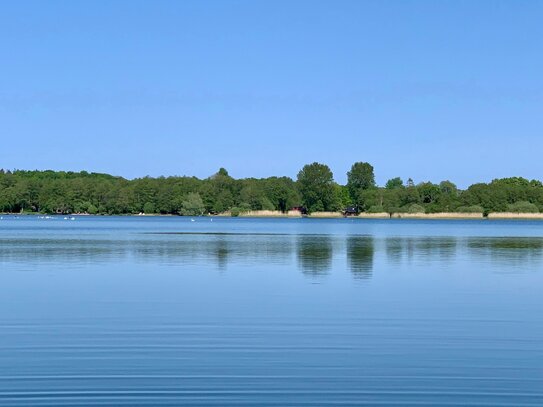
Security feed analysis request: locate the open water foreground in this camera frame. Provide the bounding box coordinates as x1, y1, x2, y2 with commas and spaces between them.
0, 215, 542, 406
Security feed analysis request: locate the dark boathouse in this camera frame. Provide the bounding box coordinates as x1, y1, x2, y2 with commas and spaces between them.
343, 206, 359, 216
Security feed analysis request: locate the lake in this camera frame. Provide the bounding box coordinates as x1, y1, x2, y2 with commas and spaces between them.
0, 216, 542, 406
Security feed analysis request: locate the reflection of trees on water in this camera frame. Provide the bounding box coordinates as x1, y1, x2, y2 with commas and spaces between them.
4, 235, 542, 275
211, 238, 229, 270
467, 237, 543, 268
414, 237, 457, 261
0, 238, 127, 264
0, 235, 294, 270
385, 237, 457, 263
346, 236, 374, 279
382, 236, 543, 269
297, 235, 333, 277
385, 238, 404, 264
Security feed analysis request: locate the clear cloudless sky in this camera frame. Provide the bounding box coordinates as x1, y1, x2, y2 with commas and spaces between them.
1, 0, 542, 187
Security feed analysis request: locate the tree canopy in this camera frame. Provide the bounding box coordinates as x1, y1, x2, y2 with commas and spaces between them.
297, 162, 339, 213
347, 162, 375, 208
0, 167, 542, 215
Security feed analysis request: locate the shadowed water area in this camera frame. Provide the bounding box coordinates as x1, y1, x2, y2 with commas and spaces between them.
0, 216, 542, 406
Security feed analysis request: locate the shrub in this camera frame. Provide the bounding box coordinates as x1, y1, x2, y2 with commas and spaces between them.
367, 205, 385, 213
260, 197, 275, 211
506, 201, 539, 213
407, 204, 425, 214
455, 205, 484, 213
143, 202, 155, 214
180, 193, 205, 216
386, 206, 402, 215
239, 202, 252, 211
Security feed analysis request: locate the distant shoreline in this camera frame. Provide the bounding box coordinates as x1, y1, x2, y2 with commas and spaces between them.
3, 170, 543, 220
4, 211, 543, 220
224, 210, 543, 220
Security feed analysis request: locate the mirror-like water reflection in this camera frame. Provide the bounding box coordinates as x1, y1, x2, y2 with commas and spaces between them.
297, 235, 333, 277
2, 234, 541, 276
346, 236, 374, 279
0, 217, 542, 406
468, 237, 543, 267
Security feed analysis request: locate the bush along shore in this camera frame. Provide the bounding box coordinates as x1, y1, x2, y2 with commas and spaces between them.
1, 164, 543, 218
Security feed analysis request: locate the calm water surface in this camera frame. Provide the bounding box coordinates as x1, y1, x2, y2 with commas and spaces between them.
0, 216, 542, 406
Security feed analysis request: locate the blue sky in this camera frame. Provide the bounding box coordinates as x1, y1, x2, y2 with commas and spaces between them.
1, 0, 542, 187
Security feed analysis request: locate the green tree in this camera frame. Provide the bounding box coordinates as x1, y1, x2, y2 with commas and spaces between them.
334, 184, 351, 208
297, 162, 336, 212
204, 168, 237, 213
217, 167, 229, 177
506, 201, 539, 213
347, 162, 375, 205
455, 205, 484, 213
439, 180, 457, 195
263, 177, 300, 212
143, 202, 155, 214
181, 192, 205, 216
417, 182, 440, 204
385, 177, 403, 189
407, 203, 425, 213
3, 168, 543, 217
239, 183, 265, 210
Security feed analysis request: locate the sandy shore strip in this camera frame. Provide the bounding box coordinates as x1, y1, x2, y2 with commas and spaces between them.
391, 212, 484, 219
356, 212, 391, 219
237, 210, 302, 217
487, 212, 543, 220
238, 211, 486, 219
10, 211, 541, 220
306, 211, 343, 218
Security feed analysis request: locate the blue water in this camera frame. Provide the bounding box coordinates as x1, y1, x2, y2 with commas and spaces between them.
0, 216, 542, 406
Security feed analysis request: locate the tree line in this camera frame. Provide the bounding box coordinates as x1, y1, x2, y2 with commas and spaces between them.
0, 164, 542, 215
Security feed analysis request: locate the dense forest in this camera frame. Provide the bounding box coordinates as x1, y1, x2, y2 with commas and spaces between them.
0, 163, 542, 215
